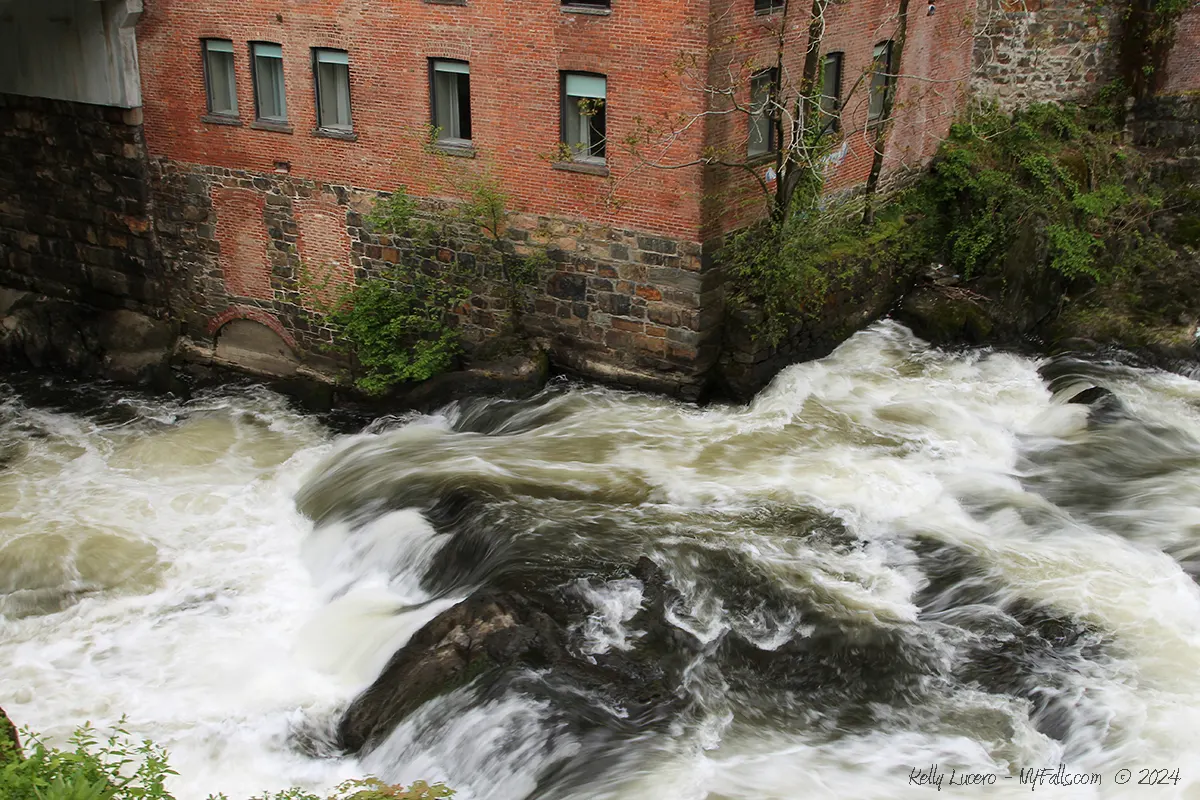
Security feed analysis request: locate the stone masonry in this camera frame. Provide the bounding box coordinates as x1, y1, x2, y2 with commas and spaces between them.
0, 94, 165, 315
971, 0, 1121, 110
151, 160, 720, 396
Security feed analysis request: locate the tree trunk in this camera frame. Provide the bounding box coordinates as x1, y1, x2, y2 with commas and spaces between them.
861, 0, 910, 226
774, 0, 830, 223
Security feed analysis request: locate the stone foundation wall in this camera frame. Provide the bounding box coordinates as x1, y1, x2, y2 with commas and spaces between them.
718, 258, 905, 400
971, 0, 1120, 111
0, 94, 165, 314
151, 159, 723, 397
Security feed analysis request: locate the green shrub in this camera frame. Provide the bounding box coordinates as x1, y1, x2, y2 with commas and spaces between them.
324, 264, 471, 395
903, 100, 1170, 285
0, 719, 452, 800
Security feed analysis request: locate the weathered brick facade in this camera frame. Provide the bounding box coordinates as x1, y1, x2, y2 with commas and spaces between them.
136, 0, 984, 393
2, 0, 1195, 397
1162, 6, 1200, 94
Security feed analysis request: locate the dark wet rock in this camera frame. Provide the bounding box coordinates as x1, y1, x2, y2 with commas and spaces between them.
894, 286, 996, 347
912, 538, 1106, 743
336, 556, 699, 754
0, 295, 176, 388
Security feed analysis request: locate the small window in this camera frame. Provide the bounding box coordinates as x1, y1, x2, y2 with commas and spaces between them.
561, 72, 606, 164
251, 42, 287, 122
563, 0, 610, 7
748, 68, 777, 157
203, 39, 238, 116
868, 41, 895, 122
314, 49, 352, 130
819, 52, 843, 134
754, 0, 784, 12
430, 60, 472, 143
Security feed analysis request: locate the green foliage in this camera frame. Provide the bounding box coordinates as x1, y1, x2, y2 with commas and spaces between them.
723, 99, 1199, 347
324, 263, 471, 395
724, 195, 912, 346
904, 101, 1173, 285
311, 174, 546, 394
365, 188, 419, 238
1, 721, 174, 800
0, 719, 450, 800
218, 777, 454, 800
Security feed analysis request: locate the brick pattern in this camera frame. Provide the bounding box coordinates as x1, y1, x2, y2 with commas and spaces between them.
213, 186, 272, 300
1162, 6, 1200, 94
207, 303, 299, 350
136, 0, 711, 241
0, 94, 164, 314
696, 0, 975, 239
295, 196, 353, 310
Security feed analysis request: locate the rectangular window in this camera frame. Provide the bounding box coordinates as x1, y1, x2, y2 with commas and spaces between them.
819, 52, 843, 133
252, 42, 287, 122
314, 49, 352, 130
562, 0, 610, 6
748, 69, 777, 157
203, 39, 238, 116
754, 0, 784, 12
430, 60, 472, 143
868, 41, 895, 122
561, 72, 606, 164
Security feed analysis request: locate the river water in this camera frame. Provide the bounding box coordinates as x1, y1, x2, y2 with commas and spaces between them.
3, 322, 1200, 799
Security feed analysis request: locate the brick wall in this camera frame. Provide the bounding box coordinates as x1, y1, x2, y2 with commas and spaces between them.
0, 94, 165, 314
696, 0, 975, 241
136, 0, 711, 241
1161, 5, 1200, 94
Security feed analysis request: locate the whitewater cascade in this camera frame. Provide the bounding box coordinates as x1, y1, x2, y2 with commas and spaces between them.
2, 322, 1199, 799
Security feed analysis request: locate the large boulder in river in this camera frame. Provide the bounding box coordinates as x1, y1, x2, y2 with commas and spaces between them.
337, 557, 699, 754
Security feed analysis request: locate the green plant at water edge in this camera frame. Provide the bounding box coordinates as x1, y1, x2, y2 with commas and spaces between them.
903, 100, 1172, 285
722, 191, 916, 347
0, 720, 174, 800
0, 718, 452, 800
313, 178, 548, 394
323, 263, 472, 395
228, 778, 454, 800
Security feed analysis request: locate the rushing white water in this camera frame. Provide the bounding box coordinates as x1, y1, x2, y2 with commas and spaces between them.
3, 322, 1200, 799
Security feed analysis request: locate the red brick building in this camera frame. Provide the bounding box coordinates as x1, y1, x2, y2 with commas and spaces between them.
2, 0, 1195, 397
132, 0, 984, 394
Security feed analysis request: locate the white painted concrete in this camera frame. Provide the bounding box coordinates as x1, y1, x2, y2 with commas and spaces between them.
0, 0, 142, 108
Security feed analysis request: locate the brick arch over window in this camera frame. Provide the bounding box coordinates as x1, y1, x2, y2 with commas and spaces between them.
207, 305, 298, 351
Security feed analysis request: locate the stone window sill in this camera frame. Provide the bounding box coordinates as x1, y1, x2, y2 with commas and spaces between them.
553, 160, 610, 177
431, 141, 477, 158
314, 127, 358, 141
250, 120, 294, 134
561, 4, 612, 14
201, 114, 242, 127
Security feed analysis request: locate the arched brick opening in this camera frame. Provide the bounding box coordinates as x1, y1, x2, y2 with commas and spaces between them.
208, 306, 299, 377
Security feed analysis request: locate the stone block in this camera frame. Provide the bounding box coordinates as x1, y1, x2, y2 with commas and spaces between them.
637, 235, 678, 255
598, 292, 632, 316
547, 272, 587, 300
